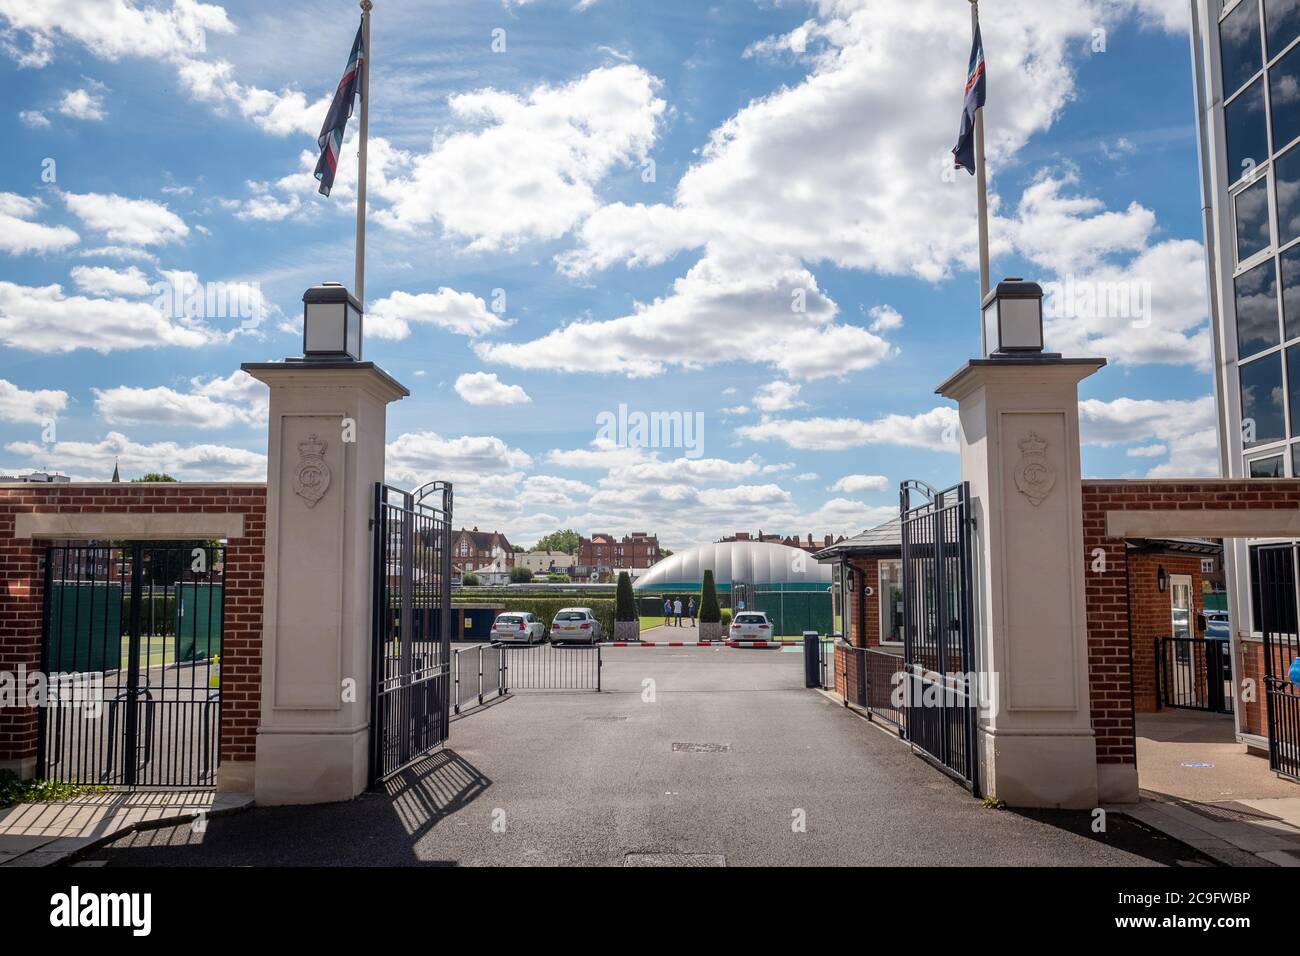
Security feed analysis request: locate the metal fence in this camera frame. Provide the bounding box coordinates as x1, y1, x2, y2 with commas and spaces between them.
1256, 544, 1300, 781
838, 642, 905, 732
370, 481, 452, 785
1156, 636, 1233, 714
501, 643, 602, 691
39, 543, 225, 788
452, 643, 505, 714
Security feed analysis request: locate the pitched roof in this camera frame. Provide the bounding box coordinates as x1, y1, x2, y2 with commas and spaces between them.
813, 518, 901, 560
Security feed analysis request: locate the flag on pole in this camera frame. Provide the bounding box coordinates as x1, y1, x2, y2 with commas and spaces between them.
952, 22, 986, 176
314, 20, 366, 197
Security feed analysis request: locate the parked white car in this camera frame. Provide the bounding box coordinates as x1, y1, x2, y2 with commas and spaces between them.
550, 608, 602, 645
730, 611, 774, 641
492, 612, 546, 644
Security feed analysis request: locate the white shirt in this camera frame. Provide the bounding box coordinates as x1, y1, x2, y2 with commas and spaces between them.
673, 600, 682, 614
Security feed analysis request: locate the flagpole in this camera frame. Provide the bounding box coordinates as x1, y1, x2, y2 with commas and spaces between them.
354, 0, 372, 315
971, 0, 991, 355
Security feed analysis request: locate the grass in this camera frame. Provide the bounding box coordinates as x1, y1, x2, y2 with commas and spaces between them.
118, 633, 180, 670
0, 770, 107, 810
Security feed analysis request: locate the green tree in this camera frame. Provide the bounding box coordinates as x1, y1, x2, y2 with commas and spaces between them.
461, 572, 481, 587
700, 570, 721, 624
615, 571, 636, 622
533, 529, 580, 554
509, 566, 533, 583
134, 473, 178, 482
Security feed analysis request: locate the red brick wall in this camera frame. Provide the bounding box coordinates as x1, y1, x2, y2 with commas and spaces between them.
0, 483, 265, 773
1082, 478, 1300, 768
1126, 552, 1205, 713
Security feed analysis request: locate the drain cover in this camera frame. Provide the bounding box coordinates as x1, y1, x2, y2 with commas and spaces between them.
672, 742, 730, 753
1181, 761, 1215, 769
625, 853, 726, 867
1180, 800, 1282, 824
585, 715, 630, 722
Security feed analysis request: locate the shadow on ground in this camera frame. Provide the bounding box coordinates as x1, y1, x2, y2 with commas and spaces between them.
77, 749, 490, 867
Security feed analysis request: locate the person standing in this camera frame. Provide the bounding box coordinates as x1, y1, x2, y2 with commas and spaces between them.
663, 597, 672, 627
673, 596, 683, 627
687, 595, 697, 626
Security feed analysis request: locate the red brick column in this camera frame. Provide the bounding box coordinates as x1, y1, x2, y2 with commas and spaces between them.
0, 483, 265, 778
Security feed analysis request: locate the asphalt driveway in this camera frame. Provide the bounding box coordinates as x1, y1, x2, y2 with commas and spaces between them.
83, 646, 1205, 866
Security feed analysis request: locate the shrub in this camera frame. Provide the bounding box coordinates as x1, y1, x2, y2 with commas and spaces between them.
615, 571, 636, 622
462, 572, 481, 587
509, 566, 533, 584
700, 570, 721, 624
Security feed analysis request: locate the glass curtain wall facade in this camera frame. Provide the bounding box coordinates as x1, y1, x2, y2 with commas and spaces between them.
1195, 0, 1300, 744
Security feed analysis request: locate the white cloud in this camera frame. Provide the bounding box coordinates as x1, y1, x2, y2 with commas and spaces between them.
0, 379, 68, 425
378, 64, 666, 250
0, 1, 234, 63
1079, 395, 1220, 478
828, 474, 889, 494
0, 192, 78, 255
753, 381, 805, 413
867, 305, 903, 333
58, 85, 105, 120
93, 370, 267, 429
63, 191, 188, 246
0, 280, 221, 353
5, 430, 265, 481
737, 406, 958, 452
367, 289, 511, 341
454, 372, 531, 406
478, 250, 895, 380
386, 431, 534, 489
70, 264, 152, 297
18, 109, 48, 127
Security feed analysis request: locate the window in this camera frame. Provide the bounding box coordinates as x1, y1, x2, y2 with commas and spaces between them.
1227, 81, 1269, 186
1235, 258, 1281, 356
1276, 143, 1300, 245
1293, 441, 1300, 474
1223, 0, 1265, 95
1201, 557, 1218, 574
1266, 0, 1300, 59
1280, 244, 1300, 337
1241, 351, 1287, 445
1235, 174, 1271, 261
879, 560, 903, 645
1248, 544, 1298, 633
1289, 344, 1300, 428
1250, 453, 1285, 475
1274, 41, 1300, 154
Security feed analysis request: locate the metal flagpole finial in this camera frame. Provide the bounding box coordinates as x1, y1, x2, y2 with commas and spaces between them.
360, 0, 373, 11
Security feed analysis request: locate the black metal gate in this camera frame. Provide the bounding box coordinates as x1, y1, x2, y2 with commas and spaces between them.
899, 480, 979, 794
1256, 544, 1300, 781
1156, 636, 1233, 714
38, 543, 225, 787
370, 481, 452, 785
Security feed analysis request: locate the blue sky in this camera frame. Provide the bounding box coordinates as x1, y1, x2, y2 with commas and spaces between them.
0, 0, 1216, 548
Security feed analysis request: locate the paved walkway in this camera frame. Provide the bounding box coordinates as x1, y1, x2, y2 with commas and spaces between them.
84, 647, 1207, 866
1117, 711, 1300, 867
0, 790, 251, 867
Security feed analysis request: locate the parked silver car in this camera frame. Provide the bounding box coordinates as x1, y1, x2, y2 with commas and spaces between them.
730, 611, 774, 641
492, 612, 546, 644
550, 608, 602, 645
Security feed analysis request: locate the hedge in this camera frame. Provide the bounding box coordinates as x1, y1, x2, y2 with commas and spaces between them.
455, 597, 616, 638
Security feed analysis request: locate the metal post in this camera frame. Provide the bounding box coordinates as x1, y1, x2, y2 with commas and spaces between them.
123, 543, 144, 787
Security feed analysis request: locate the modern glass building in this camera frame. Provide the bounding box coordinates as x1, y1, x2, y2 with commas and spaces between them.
633, 540, 833, 635
1193, 0, 1300, 749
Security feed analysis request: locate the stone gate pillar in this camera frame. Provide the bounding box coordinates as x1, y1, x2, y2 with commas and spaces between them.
937, 346, 1106, 809
241, 344, 407, 804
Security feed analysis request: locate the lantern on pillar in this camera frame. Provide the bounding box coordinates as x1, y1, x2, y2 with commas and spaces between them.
982, 278, 1044, 356
302, 282, 363, 361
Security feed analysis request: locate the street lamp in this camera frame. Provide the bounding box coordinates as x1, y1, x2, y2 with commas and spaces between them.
302, 282, 363, 361
982, 277, 1044, 356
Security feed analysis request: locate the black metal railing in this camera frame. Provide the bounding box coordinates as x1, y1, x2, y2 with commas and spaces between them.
1256, 544, 1300, 781
1156, 636, 1233, 714
900, 480, 978, 795
452, 643, 504, 714
501, 643, 601, 692
370, 482, 452, 785
836, 643, 905, 732
38, 543, 225, 788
